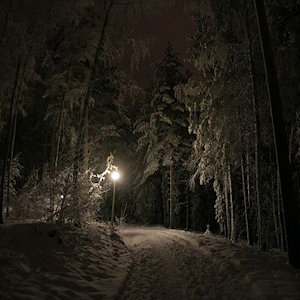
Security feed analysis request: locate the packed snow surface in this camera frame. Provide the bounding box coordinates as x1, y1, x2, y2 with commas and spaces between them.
1, 223, 300, 299
119, 226, 300, 300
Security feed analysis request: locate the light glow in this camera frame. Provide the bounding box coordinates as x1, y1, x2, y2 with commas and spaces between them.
111, 170, 120, 181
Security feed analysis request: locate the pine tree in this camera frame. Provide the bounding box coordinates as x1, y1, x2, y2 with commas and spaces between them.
135, 43, 190, 228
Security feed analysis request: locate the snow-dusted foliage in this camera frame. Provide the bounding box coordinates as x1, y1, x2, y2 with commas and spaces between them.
13, 155, 117, 224
178, 0, 300, 251
134, 43, 191, 226
181, 0, 257, 239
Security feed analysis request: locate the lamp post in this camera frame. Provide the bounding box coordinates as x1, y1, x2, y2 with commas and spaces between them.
110, 170, 120, 225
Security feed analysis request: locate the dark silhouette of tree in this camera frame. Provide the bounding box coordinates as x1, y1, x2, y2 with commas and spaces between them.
135, 43, 190, 228
253, 0, 300, 268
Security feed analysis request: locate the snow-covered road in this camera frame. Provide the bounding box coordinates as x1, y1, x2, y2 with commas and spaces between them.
119, 226, 300, 300
1, 224, 299, 299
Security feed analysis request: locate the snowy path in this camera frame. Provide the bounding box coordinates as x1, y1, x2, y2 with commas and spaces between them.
1, 224, 299, 299
118, 226, 300, 300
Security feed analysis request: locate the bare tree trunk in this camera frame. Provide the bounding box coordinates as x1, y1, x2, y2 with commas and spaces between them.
228, 165, 235, 242
83, 108, 89, 171
5, 103, 17, 218
271, 172, 280, 248
54, 57, 73, 171
243, 1, 262, 248
281, 191, 288, 250
186, 183, 189, 231
245, 148, 255, 246
54, 96, 65, 171
169, 164, 173, 229
0, 58, 21, 224
288, 123, 295, 164
75, 0, 115, 173
254, 122, 262, 249
48, 97, 63, 221
0, 0, 13, 50
246, 148, 251, 208
73, 1, 115, 210
224, 171, 230, 239
276, 170, 284, 249
5, 47, 32, 218
254, 0, 300, 267
277, 172, 288, 251
241, 157, 250, 245
269, 148, 280, 248
162, 174, 167, 227
266, 197, 271, 250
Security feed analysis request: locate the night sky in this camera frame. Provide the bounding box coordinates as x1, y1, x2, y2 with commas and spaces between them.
128, 0, 196, 85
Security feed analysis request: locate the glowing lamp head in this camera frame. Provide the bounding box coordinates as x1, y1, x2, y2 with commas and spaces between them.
111, 170, 120, 181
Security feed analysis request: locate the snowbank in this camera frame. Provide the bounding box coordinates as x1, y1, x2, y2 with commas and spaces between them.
0, 222, 131, 299
186, 231, 300, 299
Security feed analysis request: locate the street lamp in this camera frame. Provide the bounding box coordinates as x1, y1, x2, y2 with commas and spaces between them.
111, 170, 120, 225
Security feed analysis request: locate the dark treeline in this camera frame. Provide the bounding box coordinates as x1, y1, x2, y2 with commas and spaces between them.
0, 0, 299, 265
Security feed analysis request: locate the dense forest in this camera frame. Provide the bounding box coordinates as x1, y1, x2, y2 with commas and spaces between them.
0, 0, 299, 268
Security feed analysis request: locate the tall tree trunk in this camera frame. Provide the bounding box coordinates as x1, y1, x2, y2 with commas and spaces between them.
5, 47, 31, 218
269, 148, 280, 248
241, 157, 250, 245
277, 171, 288, 251
244, 1, 262, 248
83, 108, 89, 171
280, 180, 288, 251
162, 173, 167, 227
246, 148, 251, 208
228, 165, 235, 242
54, 57, 72, 171
49, 56, 73, 221
5, 104, 17, 218
266, 197, 271, 250
254, 0, 300, 267
75, 0, 114, 173
186, 183, 189, 231
245, 148, 255, 246
288, 123, 295, 164
276, 170, 284, 249
0, 0, 13, 50
54, 96, 65, 171
254, 119, 262, 249
224, 171, 230, 239
271, 172, 280, 248
0, 58, 21, 224
73, 1, 115, 211
169, 164, 173, 229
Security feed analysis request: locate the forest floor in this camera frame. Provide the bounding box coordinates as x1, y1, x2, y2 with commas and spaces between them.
0, 223, 300, 299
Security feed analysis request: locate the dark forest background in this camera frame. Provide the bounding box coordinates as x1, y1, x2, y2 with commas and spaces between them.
0, 0, 299, 255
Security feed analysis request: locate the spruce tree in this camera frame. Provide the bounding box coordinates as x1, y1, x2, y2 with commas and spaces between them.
135, 43, 190, 228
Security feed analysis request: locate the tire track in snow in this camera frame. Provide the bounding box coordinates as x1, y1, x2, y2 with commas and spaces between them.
118, 227, 213, 299
117, 226, 300, 300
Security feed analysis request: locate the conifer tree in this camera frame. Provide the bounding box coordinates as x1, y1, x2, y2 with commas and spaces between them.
135, 43, 190, 228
